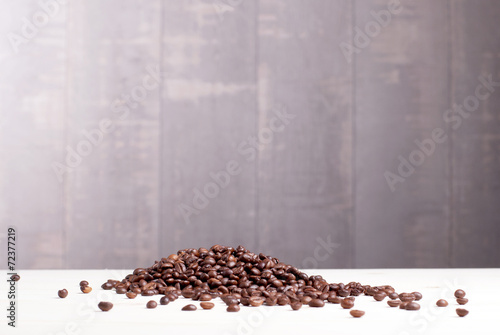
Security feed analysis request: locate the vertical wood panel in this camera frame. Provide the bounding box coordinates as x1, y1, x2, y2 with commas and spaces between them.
66, 0, 161, 268
0, 0, 66, 268
451, 1, 500, 267
160, 1, 258, 253
257, 0, 353, 268
355, 0, 451, 267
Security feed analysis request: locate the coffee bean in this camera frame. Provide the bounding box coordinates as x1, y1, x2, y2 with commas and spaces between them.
182, 304, 197, 311
79, 281, 89, 287
80, 286, 92, 294
10, 274, 20, 282
227, 304, 240, 312
329, 296, 342, 304
200, 302, 215, 310
98, 302, 113, 311
405, 302, 420, 311
101, 282, 114, 290
399, 301, 409, 309
388, 292, 399, 300
126, 292, 137, 299
160, 296, 170, 305
374, 292, 387, 301
341, 298, 354, 309
265, 297, 277, 306
456, 298, 468, 305
456, 308, 469, 317
291, 301, 302, 310
399, 293, 415, 302
116, 287, 127, 294
302, 296, 313, 304
249, 297, 264, 307
199, 294, 212, 301
454, 289, 466, 299
309, 298, 325, 307
350, 310, 365, 318
141, 289, 155, 296
387, 300, 401, 307
146, 300, 157, 309
412, 292, 422, 301
436, 299, 448, 307
58, 289, 68, 298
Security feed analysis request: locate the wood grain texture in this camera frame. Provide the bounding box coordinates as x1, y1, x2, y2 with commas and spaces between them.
354, 0, 451, 267
65, 0, 161, 268
160, 1, 258, 254
0, 0, 66, 268
257, 0, 353, 268
450, 0, 500, 267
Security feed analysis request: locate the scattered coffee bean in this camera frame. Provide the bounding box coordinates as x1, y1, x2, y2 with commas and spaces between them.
400, 301, 409, 309
182, 304, 197, 311
249, 297, 264, 307
399, 293, 415, 302
329, 296, 342, 304
350, 310, 365, 318
79, 281, 89, 287
309, 299, 325, 308
374, 292, 387, 301
456, 298, 468, 305
406, 302, 420, 311
199, 293, 212, 301
388, 292, 399, 300
101, 282, 114, 290
227, 304, 240, 312
454, 289, 466, 299
291, 301, 302, 310
116, 287, 127, 294
456, 308, 469, 317
387, 300, 401, 307
58, 289, 68, 298
80, 286, 92, 294
436, 299, 448, 307
341, 298, 354, 309
160, 296, 170, 305
126, 292, 137, 299
412, 292, 422, 301
200, 302, 215, 310
10, 274, 20, 282
98, 302, 113, 311
146, 300, 157, 309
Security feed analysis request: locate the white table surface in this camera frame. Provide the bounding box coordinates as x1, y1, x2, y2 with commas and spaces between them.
2, 269, 499, 335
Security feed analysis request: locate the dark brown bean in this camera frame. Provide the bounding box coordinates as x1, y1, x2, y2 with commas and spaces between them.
141, 289, 155, 296
101, 282, 114, 290
182, 304, 197, 311
350, 310, 365, 318
454, 289, 466, 299
387, 300, 401, 307
79, 281, 89, 287
412, 292, 422, 301
388, 292, 399, 300
399, 301, 409, 309
126, 292, 137, 299
309, 298, 325, 307
98, 302, 113, 311
456, 308, 469, 317
80, 286, 92, 294
11, 274, 20, 282
146, 300, 157, 309
291, 301, 302, 310
58, 289, 68, 298
374, 292, 386, 301
406, 302, 420, 311
116, 287, 127, 294
200, 302, 215, 310
199, 293, 212, 301
227, 304, 240, 312
341, 298, 354, 309
329, 296, 342, 304
160, 296, 170, 305
436, 299, 448, 307
456, 298, 468, 305
249, 297, 264, 307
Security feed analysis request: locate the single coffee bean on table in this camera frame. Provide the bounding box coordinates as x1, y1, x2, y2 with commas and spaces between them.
200, 302, 215, 310
98, 302, 113, 312
227, 304, 240, 312
436, 299, 448, 307
146, 300, 157, 309
58, 289, 68, 298
79, 280, 89, 287
456, 308, 469, 317
309, 299, 325, 308
350, 310, 365, 318
80, 286, 92, 294
116, 287, 127, 294
388, 292, 399, 300
374, 292, 387, 301
182, 304, 197, 311
291, 301, 302, 310
456, 298, 468, 305
126, 292, 137, 299
454, 289, 466, 298
341, 298, 354, 309
405, 302, 421, 311
160, 296, 170, 305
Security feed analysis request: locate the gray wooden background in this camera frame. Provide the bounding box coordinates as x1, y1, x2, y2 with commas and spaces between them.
1, 0, 499, 269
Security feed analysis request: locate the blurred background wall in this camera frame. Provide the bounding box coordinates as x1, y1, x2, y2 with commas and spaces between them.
0, 0, 499, 269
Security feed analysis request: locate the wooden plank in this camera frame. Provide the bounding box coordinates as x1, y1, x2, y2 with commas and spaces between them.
65, 0, 161, 268
0, 0, 67, 268
160, 1, 258, 253
257, 0, 353, 268
354, 0, 450, 267
450, 0, 500, 267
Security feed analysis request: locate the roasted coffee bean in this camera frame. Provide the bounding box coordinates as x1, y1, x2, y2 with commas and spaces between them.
116, 287, 127, 294
412, 292, 422, 301
329, 296, 342, 304
350, 310, 365, 318
98, 302, 113, 311
160, 296, 170, 305
456, 298, 468, 305
141, 289, 155, 296
387, 300, 401, 307
80, 281, 89, 287
374, 292, 387, 301
199, 294, 212, 301
249, 297, 264, 307
436, 299, 448, 307
146, 300, 157, 309
388, 292, 399, 300
277, 295, 290, 306
182, 304, 197, 311
291, 301, 302, 310
200, 302, 215, 310
80, 286, 92, 294
101, 282, 114, 290
456, 308, 469, 317
265, 297, 277, 306
337, 288, 349, 297
227, 304, 240, 312
454, 289, 466, 299
11, 275, 20, 282
126, 292, 137, 299
399, 301, 409, 309
341, 298, 354, 309
58, 289, 68, 298
406, 302, 420, 311
302, 296, 313, 304
400, 293, 415, 302
309, 298, 325, 307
